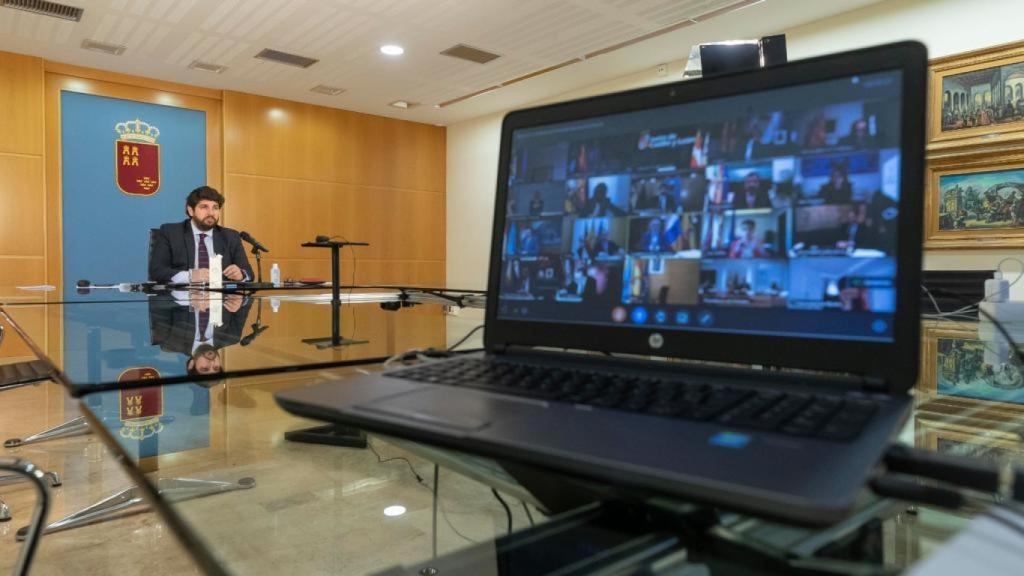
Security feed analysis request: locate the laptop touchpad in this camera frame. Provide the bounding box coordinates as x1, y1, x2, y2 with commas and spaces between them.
355, 388, 545, 432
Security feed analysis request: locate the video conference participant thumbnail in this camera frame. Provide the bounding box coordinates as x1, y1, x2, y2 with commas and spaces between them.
509, 140, 568, 184
503, 217, 568, 259
793, 97, 900, 151
629, 172, 707, 214
629, 214, 701, 255
567, 135, 633, 175
623, 256, 700, 306
701, 208, 788, 259
791, 149, 899, 256
554, 258, 624, 306
698, 259, 788, 307
787, 257, 896, 312
571, 218, 626, 261
507, 182, 565, 217
704, 158, 798, 209
565, 176, 632, 217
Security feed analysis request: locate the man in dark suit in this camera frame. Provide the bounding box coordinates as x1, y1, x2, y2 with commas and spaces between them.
148, 292, 252, 376
149, 186, 254, 284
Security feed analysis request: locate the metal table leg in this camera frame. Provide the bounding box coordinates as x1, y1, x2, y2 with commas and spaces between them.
5, 416, 91, 448
0, 471, 62, 488
0, 472, 61, 522
0, 458, 51, 576
16, 476, 255, 541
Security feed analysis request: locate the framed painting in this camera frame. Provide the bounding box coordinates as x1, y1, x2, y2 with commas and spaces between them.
917, 321, 1024, 426
924, 151, 1024, 248
929, 40, 1024, 152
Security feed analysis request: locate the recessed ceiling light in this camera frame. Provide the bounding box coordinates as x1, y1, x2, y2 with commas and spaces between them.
389, 100, 418, 109
383, 505, 406, 517
380, 44, 404, 56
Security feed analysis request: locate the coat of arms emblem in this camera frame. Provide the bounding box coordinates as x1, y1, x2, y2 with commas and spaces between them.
115, 118, 160, 195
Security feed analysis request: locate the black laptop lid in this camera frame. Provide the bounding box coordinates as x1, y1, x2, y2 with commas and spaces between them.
485, 42, 926, 391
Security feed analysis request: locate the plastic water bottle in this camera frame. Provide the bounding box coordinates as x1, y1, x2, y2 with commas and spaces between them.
270, 263, 281, 287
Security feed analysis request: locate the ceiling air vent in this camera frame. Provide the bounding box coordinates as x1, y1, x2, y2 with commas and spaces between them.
255, 48, 318, 69
189, 60, 227, 74
1, 0, 83, 22
310, 84, 345, 96
81, 39, 126, 56
440, 43, 501, 64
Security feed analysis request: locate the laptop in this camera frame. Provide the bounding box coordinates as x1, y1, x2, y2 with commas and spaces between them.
276, 41, 926, 526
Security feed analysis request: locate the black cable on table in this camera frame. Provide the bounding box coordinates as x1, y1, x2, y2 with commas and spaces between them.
521, 500, 535, 526
491, 488, 513, 534
447, 324, 483, 352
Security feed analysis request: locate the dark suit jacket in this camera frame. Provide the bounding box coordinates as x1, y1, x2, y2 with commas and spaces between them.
148, 295, 252, 356
149, 220, 254, 283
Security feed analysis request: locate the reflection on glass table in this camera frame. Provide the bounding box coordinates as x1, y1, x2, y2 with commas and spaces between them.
0, 293, 454, 395
56, 317, 1023, 576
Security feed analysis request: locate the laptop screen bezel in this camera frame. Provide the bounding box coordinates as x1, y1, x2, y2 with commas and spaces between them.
484, 41, 926, 392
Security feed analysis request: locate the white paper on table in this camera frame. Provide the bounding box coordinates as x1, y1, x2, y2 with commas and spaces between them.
16, 285, 55, 291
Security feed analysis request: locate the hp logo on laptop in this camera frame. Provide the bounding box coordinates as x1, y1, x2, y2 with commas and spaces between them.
648, 333, 664, 349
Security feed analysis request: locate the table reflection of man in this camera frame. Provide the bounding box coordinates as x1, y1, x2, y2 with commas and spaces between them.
148, 292, 252, 376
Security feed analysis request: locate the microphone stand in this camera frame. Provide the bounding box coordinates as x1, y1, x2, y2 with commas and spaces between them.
250, 245, 265, 284
285, 238, 371, 448
239, 299, 269, 346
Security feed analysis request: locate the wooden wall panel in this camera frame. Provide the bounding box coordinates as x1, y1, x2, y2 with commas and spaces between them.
0, 155, 45, 255
223, 91, 446, 288
224, 91, 445, 192
0, 51, 45, 287
0, 51, 44, 156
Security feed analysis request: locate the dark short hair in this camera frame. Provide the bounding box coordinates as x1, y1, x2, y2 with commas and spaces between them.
186, 186, 224, 215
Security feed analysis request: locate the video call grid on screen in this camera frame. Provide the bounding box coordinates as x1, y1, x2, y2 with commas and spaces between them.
498, 70, 903, 343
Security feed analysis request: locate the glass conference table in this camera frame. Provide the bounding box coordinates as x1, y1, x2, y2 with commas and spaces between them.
2, 289, 1023, 575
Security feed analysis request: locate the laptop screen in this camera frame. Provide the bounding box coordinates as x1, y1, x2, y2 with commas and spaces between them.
497, 70, 903, 343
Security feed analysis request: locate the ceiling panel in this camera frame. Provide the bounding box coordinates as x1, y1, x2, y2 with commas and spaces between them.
0, 0, 884, 124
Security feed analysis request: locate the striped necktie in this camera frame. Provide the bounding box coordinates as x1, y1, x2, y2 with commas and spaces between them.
197, 233, 209, 269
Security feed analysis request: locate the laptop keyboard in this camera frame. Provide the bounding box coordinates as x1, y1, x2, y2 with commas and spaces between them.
0, 360, 53, 389
385, 358, 879, 442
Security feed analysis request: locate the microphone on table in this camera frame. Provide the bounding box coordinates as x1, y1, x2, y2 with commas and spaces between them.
240, 231, 269, 253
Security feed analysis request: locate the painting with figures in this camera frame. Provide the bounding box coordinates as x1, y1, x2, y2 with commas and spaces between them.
937, 166, 1024, 231
941, 61, 1024, 133
936, 337, 1024, 403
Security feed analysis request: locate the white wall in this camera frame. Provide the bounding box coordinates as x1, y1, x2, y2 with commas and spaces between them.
446, 0, 1024, 290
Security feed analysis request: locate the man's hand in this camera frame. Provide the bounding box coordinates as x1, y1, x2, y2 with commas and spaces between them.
223, 264, 244, 281
190, 268, 210, 283
189, 290, 210, 312
224, 293, 243, 313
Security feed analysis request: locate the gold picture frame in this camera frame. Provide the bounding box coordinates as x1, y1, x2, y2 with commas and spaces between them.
929, 40, 1024, 154
917, 321, 1024, 426
923, 150, 1024, 249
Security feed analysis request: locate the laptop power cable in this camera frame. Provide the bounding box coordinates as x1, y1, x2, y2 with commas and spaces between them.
871, 444, 1024, 512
